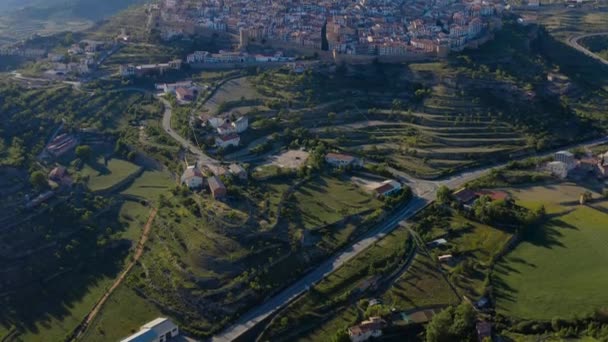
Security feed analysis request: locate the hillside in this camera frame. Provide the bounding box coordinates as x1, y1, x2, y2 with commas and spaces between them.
0, 0, 145, 45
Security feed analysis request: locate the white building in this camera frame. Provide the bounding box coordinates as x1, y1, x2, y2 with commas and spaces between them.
120, 317, 179, 342
233, 116, 249, 133
216, 134, 240, 148
373, 180, 402, 197
181, 165, 204, 189
348, 317, 384, 342
325, 152, 362, 167
555, 151, 576, 170
546, 161, 569, 179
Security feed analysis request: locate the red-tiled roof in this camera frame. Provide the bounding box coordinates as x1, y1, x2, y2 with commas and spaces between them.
475, 190, 509, 201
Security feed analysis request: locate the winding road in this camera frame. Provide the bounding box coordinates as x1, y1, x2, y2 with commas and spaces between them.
567, 32, 608, 66
108, 82, 608, 342
211, 134, 608, 342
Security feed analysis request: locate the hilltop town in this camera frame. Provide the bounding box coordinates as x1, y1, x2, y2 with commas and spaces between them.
152, 0, 504, 58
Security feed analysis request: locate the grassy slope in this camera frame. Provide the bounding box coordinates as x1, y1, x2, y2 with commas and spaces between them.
2, 201, 152, 341
78, 157, 140, 192
293, 176, 382, 229
493, 184, 608, 320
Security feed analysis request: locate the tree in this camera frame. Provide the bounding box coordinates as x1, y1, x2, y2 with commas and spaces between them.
30, 171, 48, 191
331, 329, 350, 342
436, 185, 452, 205
426, 303, 475, 342
76, 145, 92, 161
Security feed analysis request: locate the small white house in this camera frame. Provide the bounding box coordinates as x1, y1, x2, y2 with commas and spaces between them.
325, 153, 362, 167
121, 317, 179, 342
554, 151, 576, 170
216, 134, 240, 148
233, 116, 249, 133
373, 180, 402, 197
181, 165, 204, 189
546, 161, 569, 179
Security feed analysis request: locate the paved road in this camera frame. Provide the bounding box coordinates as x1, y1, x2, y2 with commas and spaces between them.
159, 97, 220, 166
212, 135, 608, 342
567, 32, 608, 66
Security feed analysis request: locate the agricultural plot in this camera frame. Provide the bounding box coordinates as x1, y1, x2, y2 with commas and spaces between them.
82, 285, 164, 342
120, 170, 175, 201
292, 176, 382, 229
0, 199, 151, 342
203, 77, 268, 114
493, 184, 608, 320
77, 157, 140, 192
380, 252, 459, 312
441, 215, 513, 299
260, 227, 413, 341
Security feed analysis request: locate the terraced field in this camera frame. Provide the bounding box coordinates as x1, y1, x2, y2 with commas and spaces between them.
312, 83, 528, 177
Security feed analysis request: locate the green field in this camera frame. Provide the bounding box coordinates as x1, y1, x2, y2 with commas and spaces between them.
121, 170, 175, 201
446, 215, 513, 299
493, 184, 608, 320
78, 157, 140, 192
380, 252, 459, 312
293, 176, 382, 229
0, 199, 150, 341
82, 284, 164, 342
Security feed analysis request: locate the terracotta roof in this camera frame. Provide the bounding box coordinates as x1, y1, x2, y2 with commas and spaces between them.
475, 190, 509, 201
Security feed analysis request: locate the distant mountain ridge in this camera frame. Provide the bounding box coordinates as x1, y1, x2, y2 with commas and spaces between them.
0, 0, 146, 21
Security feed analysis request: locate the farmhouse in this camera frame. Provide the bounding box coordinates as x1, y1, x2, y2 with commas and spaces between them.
348, 317, 385, 342
215, 133, 240, 148
233, 116, 249, 133
217, 122, 236, 135
181, 165, 204, 189
554, 151, 576, 170
208, 176, 227, 199
325, 153, 362, 168
120, 317, 179, 342
546, 161, 569, 179
373, 180, 402, 197
176, 87, 196, 102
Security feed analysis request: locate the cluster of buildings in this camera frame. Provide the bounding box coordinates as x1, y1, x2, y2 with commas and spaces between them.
155, 81, 201, 102
186, 50, 295, 65
180, 161, 247, 198
200, 114, 249, 149
546, 150, 608, 180
47, 40, 115, 76
119, 60, 183, 77
154, 0, 505, 58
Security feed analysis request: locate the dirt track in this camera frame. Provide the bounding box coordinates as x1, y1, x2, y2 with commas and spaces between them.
71, 207, 158, 341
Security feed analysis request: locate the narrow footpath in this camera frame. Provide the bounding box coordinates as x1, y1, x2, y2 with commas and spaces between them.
71, 207, 158, 341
